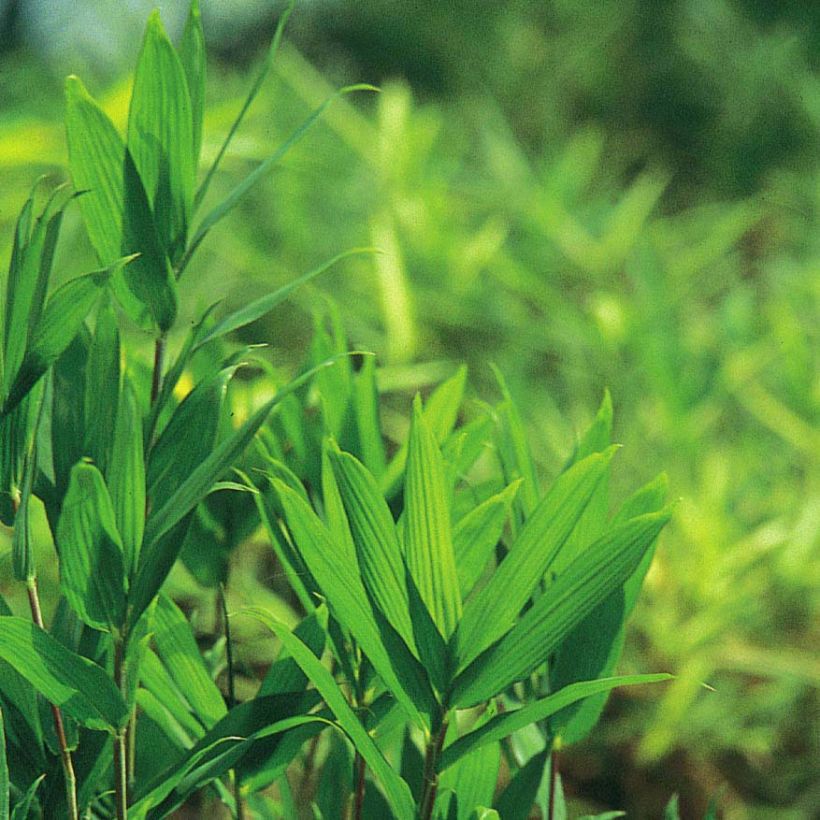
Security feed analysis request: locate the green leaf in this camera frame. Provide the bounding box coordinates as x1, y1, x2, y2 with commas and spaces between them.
456, 447, 619, 669
108, 376, 146, 577
153, 595, 227, 729
132, 363, 336, 623
10, 389, 42, 581
177, 0, 206, 170
147, 366, 233, 507
452, 480, 521, 599
242, 607, 417, 820
442, 674, 671, 770
184, 84, 378, 274
84, 294, 120, 475
2, 263, 120, 417
353, 353, 386, 477
451, 510, 673, 707
0, 616, 128, 732
195, 248, 375, 350
491, 367, 540, 523
2, 185, 69, 398
193, 0, 295, 211
128, 9, 195, 263
273, 480, 435, 726
56, 460, 127, 632
405, 395, 461, 638
380, 365, 467, 498
438, 723, 499, 820
9, 774, 45, 820
64, 76, 177, 331
327, 443, 416, 652
493, 749, 548, 820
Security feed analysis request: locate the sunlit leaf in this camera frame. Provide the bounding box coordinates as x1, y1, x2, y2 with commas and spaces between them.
177, 0, 206, 169
451, 509, 673, 706
127, 9, 195, 263
456, 447, 619, 668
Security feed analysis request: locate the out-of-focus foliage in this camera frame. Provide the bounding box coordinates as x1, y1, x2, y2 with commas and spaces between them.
0, 1, 818, 817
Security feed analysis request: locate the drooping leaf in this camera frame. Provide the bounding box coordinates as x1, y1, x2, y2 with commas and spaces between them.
456, 447, 619, 669
441, 674, 671, 770
243, 607, 417, 820
452, 480, 521, 599
107, 376, 146, 577
404, 395, 462, 638
64, 76, 177, 331
451, 509, 673, 707
176, 0, 206, 171
0, 616, 128, 732
56, 460, 127, 632
127, 9, 195, 264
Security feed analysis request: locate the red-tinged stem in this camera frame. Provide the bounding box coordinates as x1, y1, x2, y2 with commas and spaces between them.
352, 752, 366, 820
26, 577, 79, 820
547, 748, 559, 820
418, 720, 448, 820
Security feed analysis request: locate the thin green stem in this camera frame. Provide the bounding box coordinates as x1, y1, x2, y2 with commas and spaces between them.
113, 639, 128, 820
26, 577, 79, 820
418, 719, 448, 820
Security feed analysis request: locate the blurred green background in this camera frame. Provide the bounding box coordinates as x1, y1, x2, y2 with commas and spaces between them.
0, 1, 818, 817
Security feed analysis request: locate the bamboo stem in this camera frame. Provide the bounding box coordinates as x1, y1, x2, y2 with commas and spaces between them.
418, 720, 448, 820
113, 639, 128, 820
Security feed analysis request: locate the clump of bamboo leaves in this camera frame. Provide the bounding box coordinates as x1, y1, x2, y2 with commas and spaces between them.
0, 2, 673, 818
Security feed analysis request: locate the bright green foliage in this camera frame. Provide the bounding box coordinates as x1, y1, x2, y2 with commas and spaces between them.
0, 2, 677, 818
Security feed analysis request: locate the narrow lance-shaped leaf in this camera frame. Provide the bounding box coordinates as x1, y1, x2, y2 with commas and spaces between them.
182, 84, 378, 274
2, 260, 127, 417
353, 351, 386, 477
127, 9, 195, 263
452, 480, 521, 599
2, 185, 69, 397
451, 508, 674, 707
404, 394, 462, 638
273, 479, 435, 727
57, 461, 127, 633
65, 76, 177, 331
456, 447, 619, 669
193, 0, 295, 211
242, 607, 417, 820
177, 0, 206, 169
380, 365, 467, 498
152, 595, 227, 729
84, 294, 120, 475
108, 376, 146, 577
441, 674, 671, 771
0, 617, 128, 732
131, 360, 347, 624
327, 442, 416, 652
195, 248, 375, 350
